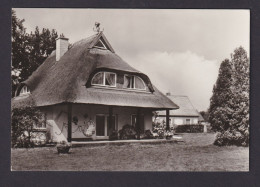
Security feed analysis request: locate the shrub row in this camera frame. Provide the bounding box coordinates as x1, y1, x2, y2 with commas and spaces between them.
174, 124, 204, 133
109, 124, 155, 140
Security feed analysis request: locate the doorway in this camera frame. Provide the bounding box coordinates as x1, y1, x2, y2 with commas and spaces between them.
96, 114, 116, 139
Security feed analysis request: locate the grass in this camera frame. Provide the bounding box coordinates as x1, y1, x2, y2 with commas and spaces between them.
11, 133, 249, 171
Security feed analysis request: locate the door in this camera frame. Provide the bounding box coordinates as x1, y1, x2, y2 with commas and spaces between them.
96, 115, 116, 139
96, 115, 105, 136
107, 116, 116, 136
131, 114, 144, 133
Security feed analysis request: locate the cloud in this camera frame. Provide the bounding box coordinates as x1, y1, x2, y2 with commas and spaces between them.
15, 9, 249, 63
13, 8, 249, 111
123, 51, 220, 111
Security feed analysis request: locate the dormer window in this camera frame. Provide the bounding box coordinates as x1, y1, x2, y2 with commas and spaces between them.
19, 85, 30, 96
94, 39, 107, 50
123, 75, 146, 90
91, 72, 116, 87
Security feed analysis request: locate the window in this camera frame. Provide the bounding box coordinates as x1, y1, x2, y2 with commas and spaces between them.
91, 72, 116, 87
94, 39, 107, 49
123, 75, 146, 90
124, 75, 134, 89
186, 119, 191, 125
135, 76, 146, 90
19, 85, 30, 96
92, 72, 104, 85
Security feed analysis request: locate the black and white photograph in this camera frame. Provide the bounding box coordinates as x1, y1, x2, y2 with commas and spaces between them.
11, 8, 249, 171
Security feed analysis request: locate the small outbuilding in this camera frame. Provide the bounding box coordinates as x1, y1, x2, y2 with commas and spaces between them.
156, 94, 201, 128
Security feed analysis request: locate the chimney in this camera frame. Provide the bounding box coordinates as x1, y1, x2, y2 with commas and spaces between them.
56, 36, 69, 61
166, 92, 171, 96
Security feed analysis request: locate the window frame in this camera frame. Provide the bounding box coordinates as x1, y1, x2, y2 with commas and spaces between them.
95, 114, 118, 138
185, 119, 191, 125
93, 39, 107, 50
19, 85, 30, 96
123, 74, 146, 91
91, 71, 117, 88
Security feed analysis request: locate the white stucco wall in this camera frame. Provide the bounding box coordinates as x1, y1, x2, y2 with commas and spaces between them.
157, 116, 199, 127
43, 104, 153, 141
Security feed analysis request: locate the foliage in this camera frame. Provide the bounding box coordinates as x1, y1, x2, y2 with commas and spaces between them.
45, 128, 54, 144
118, 124, 137, 140
152, 121, 165, 138
152, 121, 175, 139
109, 130, 119, 141
174, 124, 204, 133
30, 131, 47, 146
199, 111, 209, 122
140, 130, 154, 139
11, 107, 46, 148
214, 131, 248, 146
164, 130, 174, 137
208, 46, 249, 146
12, 10, 58, 97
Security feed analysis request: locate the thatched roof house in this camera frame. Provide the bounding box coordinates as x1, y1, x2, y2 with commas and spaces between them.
12, 31, 178, 142
13, 32, 177, 110
157, 95, 201, 125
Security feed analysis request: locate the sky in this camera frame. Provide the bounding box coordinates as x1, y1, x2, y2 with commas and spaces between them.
14, 9, 250, 111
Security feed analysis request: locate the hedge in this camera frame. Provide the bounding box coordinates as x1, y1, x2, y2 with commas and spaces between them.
175, 124, 204, 133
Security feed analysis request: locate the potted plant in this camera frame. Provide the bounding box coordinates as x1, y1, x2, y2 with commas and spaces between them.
165, 131, 173, 140
56, 140, 72, 154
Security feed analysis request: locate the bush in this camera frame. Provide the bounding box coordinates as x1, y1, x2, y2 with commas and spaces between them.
45, 128, 54, 144
31, 130, 47, 146
109, 130, 119, 141
140, 130, 154, 139
118, 124, 137, 140
12, 107, 46, 148
214, 131, 249, 147
152, 121, 165, 139
175, 124, 204, 133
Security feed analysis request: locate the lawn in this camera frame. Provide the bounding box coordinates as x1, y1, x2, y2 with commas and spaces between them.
11, 133, 249, 171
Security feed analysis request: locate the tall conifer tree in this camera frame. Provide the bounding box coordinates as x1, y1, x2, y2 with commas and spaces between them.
209, 59, 234, 132
209, 47, 249, 146
229, 47, 249, 146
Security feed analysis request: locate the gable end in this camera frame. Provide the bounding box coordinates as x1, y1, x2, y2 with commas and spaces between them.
89, 32, 115, 53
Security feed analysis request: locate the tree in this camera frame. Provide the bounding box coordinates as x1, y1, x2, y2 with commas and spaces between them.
208, 46, 249, 146
11, 107, 45, 148
228, 47, 249, 146
11, 10, 58, 97
11, 10, 29, 96
208, 59, 234, 132
199, 111, 209, 122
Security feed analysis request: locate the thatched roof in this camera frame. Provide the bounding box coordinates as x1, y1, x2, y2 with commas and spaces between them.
158, 95, 199, 117
12, 32, 178, 110
198, 112, 205, 122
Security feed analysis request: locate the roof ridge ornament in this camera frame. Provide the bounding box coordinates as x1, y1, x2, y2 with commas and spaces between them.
93, 22, 104, 33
